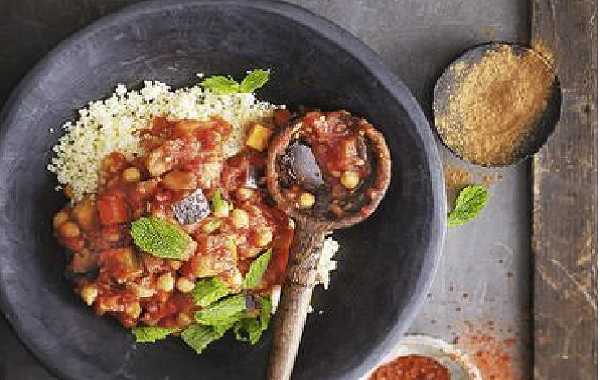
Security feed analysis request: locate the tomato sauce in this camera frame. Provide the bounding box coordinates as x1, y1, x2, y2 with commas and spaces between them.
54, 116, 293, 330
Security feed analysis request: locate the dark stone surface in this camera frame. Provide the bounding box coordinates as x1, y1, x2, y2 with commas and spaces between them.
0, 1, 444, 380
0, 0, 534, 379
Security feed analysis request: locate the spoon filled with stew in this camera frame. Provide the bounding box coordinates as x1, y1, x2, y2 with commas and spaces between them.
266, 110, 391, 380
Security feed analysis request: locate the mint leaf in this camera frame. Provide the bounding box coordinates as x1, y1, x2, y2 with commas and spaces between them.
195, 294, 247, 326
132, 326, 177, 343
448, 185, 489, 227
192, 277, 231, 307
181, 324, 229, 354
233, 296, 272, 344
239, 69, 270, 93
201, 76, 240, 94
242, 249, 272, 289
130, 217, 192, 259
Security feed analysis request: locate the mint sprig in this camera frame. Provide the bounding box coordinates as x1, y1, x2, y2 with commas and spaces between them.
194, 294, 247, 327
192, 277, 231, 307
132, 326, 177, 343
448, 185, 489, 227
130, 217, 192, 259
242, 249, 272, 289
233, 296, 272, 344
201, 69, 270, 94
181, 324, 230, 354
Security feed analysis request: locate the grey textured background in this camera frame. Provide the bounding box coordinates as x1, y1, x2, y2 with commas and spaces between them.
0, 0, 531, 379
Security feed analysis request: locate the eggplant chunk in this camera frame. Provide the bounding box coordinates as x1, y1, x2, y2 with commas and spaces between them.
172, 189, 210, 225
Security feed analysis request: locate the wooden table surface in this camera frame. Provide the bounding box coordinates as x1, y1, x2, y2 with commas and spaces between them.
0, 1, 596, 379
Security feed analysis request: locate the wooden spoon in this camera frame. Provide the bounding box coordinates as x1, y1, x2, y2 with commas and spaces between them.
265, 112, 391, 380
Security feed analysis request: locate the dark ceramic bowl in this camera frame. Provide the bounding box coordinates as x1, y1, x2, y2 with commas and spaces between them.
0, 1, 445, 379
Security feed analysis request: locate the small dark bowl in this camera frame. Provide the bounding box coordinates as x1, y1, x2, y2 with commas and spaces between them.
433, 42, 562, 167
0, 1, 445, 379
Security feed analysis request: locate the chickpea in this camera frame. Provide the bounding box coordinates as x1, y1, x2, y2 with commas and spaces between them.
157, 273, 174, 292
177, 312, 193, 327
122, 167, 141, 183
80, 285, 98, 306
176, 277, 195, 293
73, 199, 96, 231
236, 188, 254, 201
298, 192, 315, 208
255, 227, 273, 247
231, 209, 250, 229
53, 211, 69, 229
125, 302, 141, 318
58, 221, 80, 238
340, 170, 360, 189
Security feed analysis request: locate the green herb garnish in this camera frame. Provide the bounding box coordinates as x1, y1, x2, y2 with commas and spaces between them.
181, 324, 230, 354
239, 69, 270, 93
233, 296, 272, 344
132, 326, 177, 343
192, 277, 231, 307
242, 249, 272, 289
448, 185, 489, 227
130, 217, 192, 259
194, 294, 247, 327
201, 69, 270, 94
200, 76, 240, 94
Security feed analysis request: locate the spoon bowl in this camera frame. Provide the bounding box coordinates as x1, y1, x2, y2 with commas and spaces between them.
265, 112, 391, 379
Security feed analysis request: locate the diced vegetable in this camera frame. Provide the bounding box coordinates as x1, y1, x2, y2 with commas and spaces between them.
245, 123, 272, 152
97, 193, 129, 225
122, 167, 141, 183
172, 189, 210, 225
231, 208, 250, 229
192, 277, 231, 307
98, 247, 140, 283
133, 326, 177, 343
130, 217, 193, 259
162, 170, 197, 191
211, 189, 230, 218
242, 249, 272, 289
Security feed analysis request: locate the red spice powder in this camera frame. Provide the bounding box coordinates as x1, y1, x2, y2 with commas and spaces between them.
456, 331, 518, 380
369, 355, 450, 380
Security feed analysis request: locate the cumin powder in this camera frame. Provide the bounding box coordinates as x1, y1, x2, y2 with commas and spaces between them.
436, 45, 555, 165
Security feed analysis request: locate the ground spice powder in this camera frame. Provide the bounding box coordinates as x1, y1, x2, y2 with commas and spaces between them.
369, 355, 450, 380
456, 330, 518, 380
436, 45, 555, 165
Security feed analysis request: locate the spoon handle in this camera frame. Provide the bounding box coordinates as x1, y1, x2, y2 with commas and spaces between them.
267, 223, 326, 380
